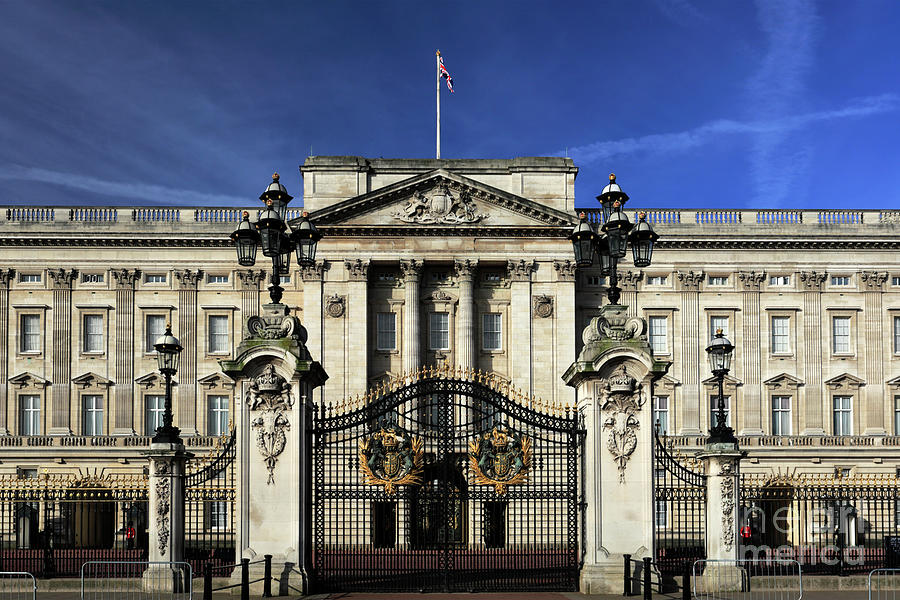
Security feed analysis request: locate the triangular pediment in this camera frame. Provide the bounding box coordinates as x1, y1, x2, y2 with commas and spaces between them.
198, 372, 236, 389
888, 375, 900, 388
135, 372, 178, 389
9, 372, 50, 388
701, 374, 742, 387
72, 372, 113, 388
304, 169, 576, 232
763, 373, 804, 389
824, 373, 865, 389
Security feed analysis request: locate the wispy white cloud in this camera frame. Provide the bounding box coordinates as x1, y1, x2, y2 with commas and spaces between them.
0, 165, 247, 206
561, 94, 899, 164
653, 0, 709, 24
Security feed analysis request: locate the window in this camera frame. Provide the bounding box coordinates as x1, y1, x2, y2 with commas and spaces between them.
831, 276, 851, 286
647, 275, 667, 285
376, 312, 396, 350
145, 395, 165, 436
207, 274, 229, 284
771, 316, 790, 354
832, 316, 851, 354
769, 275, 790, 286
483, 502, 507, 548
894, 316, 900, 354
82, 314, 104, 353
208, 315, 229, 354
655, 500, 668, 528
429, 312, 449, 350
587, 275, 605, 286
708, 276, 728, 286
207, 502, 228, 529
653, 395, 669, 435
833, 395, 852, 435
20, 314, 40, 353
893, 276, 900, 287
648, 316, 668, 354
483, 271, 502, 282
371, 501, 397, 548
19, 395, 40, 436
208, 395, 229, 436
145, 274, 167, 284
145, 315, 166, 353
709, 396, 731, 427
710, 316, 729, 338
895, 396, 900, 435
483, 313, 502, 351
430, 271, 449, 283
81, 273, 104, 283
82, 395, 103, 436
771, 395, 791, 436
279, 274, 291, 285
376, 272, 396, 282
19, 273, 41, 283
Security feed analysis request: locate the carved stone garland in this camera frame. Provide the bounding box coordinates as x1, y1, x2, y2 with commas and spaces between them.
598, 364, 644, 483
155, 462, 171, 556
248, 365, 294, 485
721, 461, 736, 551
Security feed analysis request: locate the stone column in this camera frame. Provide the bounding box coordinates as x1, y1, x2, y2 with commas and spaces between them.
676, 271, 704, 435
620, 270, 643, 317
562, 304, 670, 593
144, 442, 192, 591
737, 272, 766, 435
400, 260, 423, 374
799, 271, 827, 435
111, 269, 140, 435
300, 262, 325, 407
454, 260, 477, 370
698, 444, 742, 590
174, 270, 202, 436
509, 260, 535, 394
48, 269, 77, 435
0, 269, 13, 435
345, 259, 369, 392
861, 271, 888, 435
236, 270, 266, 335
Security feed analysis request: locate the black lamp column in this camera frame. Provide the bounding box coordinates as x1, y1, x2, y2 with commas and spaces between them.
706, 329, 737, 445
152, 323, 183, 444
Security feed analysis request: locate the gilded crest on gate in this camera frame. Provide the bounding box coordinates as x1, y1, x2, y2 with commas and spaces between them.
359, 424, 424, 495
469, 427, 532, 495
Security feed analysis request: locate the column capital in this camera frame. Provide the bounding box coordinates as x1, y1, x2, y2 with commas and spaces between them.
236, 269, 266, 289
860, 271, 889, 292
400, 259, 423, 282
344, 259, 369, 281
48, 268, 77, 289
799, 270, 827, 291
619, 270, 643, 291
174, 269, 203, 289
676, 270, 704, 291
551, 260, 575, 282
299, 261, 325, 282
112, 268, 142, 289
453, 259, 477, 280
0, 268, 14, 287
737, 271, 766, 292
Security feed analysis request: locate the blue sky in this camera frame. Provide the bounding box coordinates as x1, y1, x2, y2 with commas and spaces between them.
1, 0, 898, 210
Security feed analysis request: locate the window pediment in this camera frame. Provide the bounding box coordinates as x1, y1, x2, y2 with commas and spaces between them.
824, 373, 865, 391
135, 372, 178, 390
763, 373, 804, 391
9, 372, 50, 389
72, 372, 113, 389
198, 372, 236, 390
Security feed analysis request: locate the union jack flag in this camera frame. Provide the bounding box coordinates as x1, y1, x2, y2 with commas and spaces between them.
439, 56, 454, 93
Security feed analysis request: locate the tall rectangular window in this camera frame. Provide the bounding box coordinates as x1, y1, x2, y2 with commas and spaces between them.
648, 316, 668, 354
146, 395, 165, 436
832, 316, 851, 354
771, 395, 791, 436
653, 395, 669, 435
655, 500, 668, 528
894, 317, 900, 354
771, 316, 790, 354
19, 395, 40, 436
82, 314, 104, 353
20, 314, 40, 353
483, 313, 502, 351
146, 315, 166, 353
483, 501, 507, 549
710, 316, 729, 338
82, 395, 103, 436
833, 395, 852, 436
429, 312, 449, 350
207, 502, 228, 529
208, 395, 229, 436
894, 396, 900, 435
709, 396, 731, 427
208, 315, 229, 354
376, 312, 396, 350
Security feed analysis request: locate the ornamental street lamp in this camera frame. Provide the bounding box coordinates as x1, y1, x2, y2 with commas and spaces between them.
706, 328, 737, 445
569, 174, 659, 305
152, 323, 183, 444
230, 173, 323, 304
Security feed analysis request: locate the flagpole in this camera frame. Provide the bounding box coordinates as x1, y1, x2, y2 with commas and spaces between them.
436, 50, 441, 159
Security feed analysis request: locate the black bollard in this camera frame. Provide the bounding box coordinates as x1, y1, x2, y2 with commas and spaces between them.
624, 553, 632, 596
643, 557, 652, 600
682, 563, 691, 600
203, 566, 213, 600
241, 558, 250, 600
263, 554, 272, 597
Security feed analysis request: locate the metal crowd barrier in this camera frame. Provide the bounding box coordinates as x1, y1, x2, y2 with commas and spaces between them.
868, 568, 900, 600
199, 556, 272, 600
81, 561, 193, 600
0, 572, 36, 600
692, 559, 802, 600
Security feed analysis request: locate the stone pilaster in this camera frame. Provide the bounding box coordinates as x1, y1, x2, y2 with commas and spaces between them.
676, 271, 704, 435
454, 260, 477, 370
400, 260, 423, 374
111, 269, 141, 435
345, 259, 369, 393
737, 271, 766, 435
236, 270, 266, 333
861, 271, 888, 435
698, 444, 742, 590
300, 262, 325, 407
174, 270, 202, 436
619, 270, 643, 317
799, 271, 827, 435
510, 260, 536, 394
0, 269, 13, 435
48, 268, 77, 435
144, 443, 192, 592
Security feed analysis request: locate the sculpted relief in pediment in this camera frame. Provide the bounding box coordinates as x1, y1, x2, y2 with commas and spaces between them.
392, 183, 488, 225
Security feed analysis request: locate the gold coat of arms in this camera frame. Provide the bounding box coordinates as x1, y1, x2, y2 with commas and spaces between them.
469, 427, 531, 494
359, 425, 424, 495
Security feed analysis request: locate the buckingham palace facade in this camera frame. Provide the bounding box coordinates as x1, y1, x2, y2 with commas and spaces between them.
1, 155, 900, 479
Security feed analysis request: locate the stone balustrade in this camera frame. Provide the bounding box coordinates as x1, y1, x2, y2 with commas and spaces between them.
0, 434, 225, 448
662, 434, 900, 448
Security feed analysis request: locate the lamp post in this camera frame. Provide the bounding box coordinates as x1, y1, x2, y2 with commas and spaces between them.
569, 174, 659, 305
705, 328, 737, 445
230, 173, 322, 304
152, 323, 183, 444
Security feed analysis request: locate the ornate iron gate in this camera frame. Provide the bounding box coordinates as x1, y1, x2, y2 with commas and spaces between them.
311, 368, 583, 592
653, 432, 707, 576
184, 429, 236, 576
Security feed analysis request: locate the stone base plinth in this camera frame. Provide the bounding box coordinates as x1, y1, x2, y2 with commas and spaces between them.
580, 558, 658, 595
230, 557, 308, 597
698, 564, 747, 594
142, 564, 189, 593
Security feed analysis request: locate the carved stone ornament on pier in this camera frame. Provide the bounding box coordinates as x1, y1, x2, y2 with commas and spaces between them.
247, 304, 304, 341
533, 295, 553, 318
325, 294, 345, 318
583, 304, 645, 345
721, 461, 736, 551
155, 462, 171, 555
248, 364, 294, 485
598, 364, 643, 483
392, 183, 487, 224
